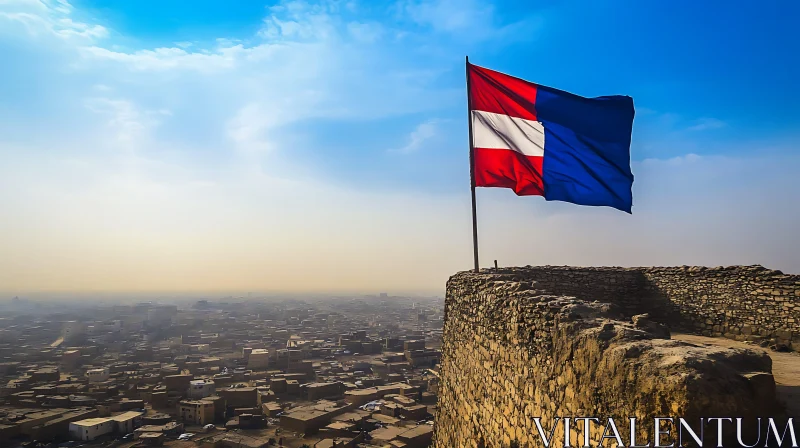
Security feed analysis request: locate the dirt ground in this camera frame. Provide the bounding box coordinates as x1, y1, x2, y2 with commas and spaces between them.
672, 333, 800, 417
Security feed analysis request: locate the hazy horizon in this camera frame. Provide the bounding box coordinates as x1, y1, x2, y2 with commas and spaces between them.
0, 289, 445, 301
1, 1, 798, 295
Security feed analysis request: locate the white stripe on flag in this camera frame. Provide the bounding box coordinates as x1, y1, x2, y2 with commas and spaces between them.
471, 110, 545, 157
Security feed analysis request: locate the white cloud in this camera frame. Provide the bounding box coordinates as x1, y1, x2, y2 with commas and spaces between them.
687, 117, 727, 131
395, 0, 543, 43
83, 97, 171, 148
258, 0, 339, 41
390, 119, 439, 154
0, 0, 107, 41
347, 21, 383, 42
640, 153, 702, 167
398, 0, 493, 33
79, 45, 241, 72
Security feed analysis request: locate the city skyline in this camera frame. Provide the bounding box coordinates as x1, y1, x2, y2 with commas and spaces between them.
1, 0, 799, 295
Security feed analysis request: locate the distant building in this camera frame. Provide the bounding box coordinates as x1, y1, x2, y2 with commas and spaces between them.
133, 422, 184, 440
279, 400, 353, 435
404, 340, 425, 351
31, 368, 59, 382
405, 349, 441, 368
109, 411, 143, 434
187, 379, 215, 399
60, 350, 81, 370
305, 382, 345, 401
69, 417, 114, 441
86, 367, 110, 383
164, 374, 193, 392
178, 400, 215, 425
370, 424, 433, 447
219, 387, 260, 408
247, 349, 269, 370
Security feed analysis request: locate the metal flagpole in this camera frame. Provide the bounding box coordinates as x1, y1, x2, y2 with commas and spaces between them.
466, 56, 480, 273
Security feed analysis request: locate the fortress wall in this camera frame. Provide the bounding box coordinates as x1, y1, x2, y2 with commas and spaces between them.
433, 268, 788, 448
492, 265, 800, 349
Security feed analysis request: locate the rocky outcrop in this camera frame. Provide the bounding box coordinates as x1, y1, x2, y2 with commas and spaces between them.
433, 269, 787, 448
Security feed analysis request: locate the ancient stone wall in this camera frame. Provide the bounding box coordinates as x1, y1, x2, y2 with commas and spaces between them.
433, 267, 792, 448
493, 265, 800, 349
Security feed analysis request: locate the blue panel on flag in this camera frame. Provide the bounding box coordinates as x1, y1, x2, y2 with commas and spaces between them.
536, 86, 635, 213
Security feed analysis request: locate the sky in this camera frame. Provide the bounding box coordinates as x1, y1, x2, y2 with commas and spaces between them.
1, 0, 799, 296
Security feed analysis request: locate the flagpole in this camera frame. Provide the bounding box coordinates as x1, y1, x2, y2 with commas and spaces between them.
466, 56, 480, 273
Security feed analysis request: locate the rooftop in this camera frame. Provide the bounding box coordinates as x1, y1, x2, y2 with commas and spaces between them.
306, 382, 339, 388
399, 425, 433, 439
370, 426, 405, 441
71, 417, 112, 427
109, 411, 143, 422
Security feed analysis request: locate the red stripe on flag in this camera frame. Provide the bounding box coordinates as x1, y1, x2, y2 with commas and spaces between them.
469, 64, 538, 121
473, 147, 544, 196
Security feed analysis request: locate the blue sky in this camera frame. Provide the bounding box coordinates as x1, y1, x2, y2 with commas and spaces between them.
1, 0, 799, 294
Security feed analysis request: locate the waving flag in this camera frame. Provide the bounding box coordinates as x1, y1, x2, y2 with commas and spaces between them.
468, 62, 635, 213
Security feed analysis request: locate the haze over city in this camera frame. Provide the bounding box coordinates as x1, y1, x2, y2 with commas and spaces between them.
1, 0, 799, 296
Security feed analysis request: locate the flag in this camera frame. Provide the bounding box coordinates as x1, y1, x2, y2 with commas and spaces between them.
468, 62, 635, 213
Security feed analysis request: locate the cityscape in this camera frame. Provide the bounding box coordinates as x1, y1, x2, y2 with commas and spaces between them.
0, 295, 444, 448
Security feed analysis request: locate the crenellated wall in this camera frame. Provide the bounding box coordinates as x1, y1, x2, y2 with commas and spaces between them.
433, 266, 796, 448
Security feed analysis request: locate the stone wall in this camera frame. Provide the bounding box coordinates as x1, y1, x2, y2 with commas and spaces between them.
490, 265, 800, 349
433, 267, 793, 448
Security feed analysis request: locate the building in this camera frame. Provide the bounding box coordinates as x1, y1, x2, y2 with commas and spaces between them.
395, 424, 434, 447
400, 404, 428, 421
403, 340, 425, 351
344, 388, 382, 406
405, 349, 441, 368
133, 422, 184, 439
306, 382, 345, 401
219, 387, 259, 408
178, 399, 215, 425
262, 402, 282, 417
370, 424, 433, 448
31, 368, 59, 382
246, 349, 269, 370
22, 408, 99, 441
110, 411, 143, 434
137, 432, 165, 446
200, 433, 271, 448
69, 417, 114, 441
164, 373, 193, 392
270, 378, 287, 393
279, 401, 353, 435
61, 350, 81, 370
187, 379, 216, 399
86, 367, 110, 383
